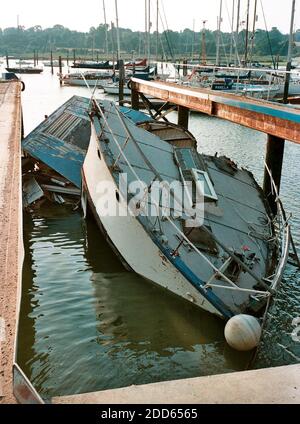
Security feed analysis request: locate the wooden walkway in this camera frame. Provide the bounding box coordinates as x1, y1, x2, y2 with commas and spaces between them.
0, 81, 23, 404
131, 79, 300, 144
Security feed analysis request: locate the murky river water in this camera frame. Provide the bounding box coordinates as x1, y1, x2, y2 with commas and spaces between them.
4, 64, 298, 400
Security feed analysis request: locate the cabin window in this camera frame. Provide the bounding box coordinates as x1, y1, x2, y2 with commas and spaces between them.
191, 169, 218, 201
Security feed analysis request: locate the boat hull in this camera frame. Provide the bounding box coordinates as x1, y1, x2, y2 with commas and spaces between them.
63, 79, 106, 87
82, 124, 222, 317
6, 67, 43, 74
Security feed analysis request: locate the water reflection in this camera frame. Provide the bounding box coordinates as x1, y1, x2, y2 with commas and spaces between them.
18, 206, 251, 400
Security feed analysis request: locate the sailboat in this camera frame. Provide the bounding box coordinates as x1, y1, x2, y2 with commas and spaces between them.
81, 98, 290, 322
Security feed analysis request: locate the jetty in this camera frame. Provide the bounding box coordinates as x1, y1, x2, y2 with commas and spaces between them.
0, 81, 23, 404
131, 78, 300, 214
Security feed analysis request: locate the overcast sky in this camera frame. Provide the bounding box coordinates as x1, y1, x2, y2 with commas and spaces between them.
0, 0, 298, 34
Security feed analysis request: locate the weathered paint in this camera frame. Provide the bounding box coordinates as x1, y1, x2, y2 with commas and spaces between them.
22, 96, 152, 188
131, 79, 300, 144
0, 81, 23, 404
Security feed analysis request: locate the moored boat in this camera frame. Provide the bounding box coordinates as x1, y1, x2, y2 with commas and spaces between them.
6, 66, 43, 74
61, 71, 114, 87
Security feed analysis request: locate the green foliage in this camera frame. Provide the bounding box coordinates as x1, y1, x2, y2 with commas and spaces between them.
0, 24, 298, 59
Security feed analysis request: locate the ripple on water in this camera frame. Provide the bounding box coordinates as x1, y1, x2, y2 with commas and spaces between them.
18, 111, 300, 400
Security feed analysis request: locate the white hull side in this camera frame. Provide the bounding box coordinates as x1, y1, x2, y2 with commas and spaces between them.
63, 79, 105, 87
82, 124, 222, 317
102, 86, 131, 95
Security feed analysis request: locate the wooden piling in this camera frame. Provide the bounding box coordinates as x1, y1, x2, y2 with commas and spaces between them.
118, 59, 125, 105
50, 51, 54, 75
131, 87, 139, 111
183, 59, 188, 77
59, 56, 63, 86
263, 134, 285, 215
33, 51, 36, 67
73, 49, 76, 66
178, 105, 189, 129
6, 52, 9, 68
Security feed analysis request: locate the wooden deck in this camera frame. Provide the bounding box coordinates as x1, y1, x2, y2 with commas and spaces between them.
0, 81, 23, 404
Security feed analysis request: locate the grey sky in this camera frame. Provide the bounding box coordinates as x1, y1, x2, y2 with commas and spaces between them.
0, 0, 298, 34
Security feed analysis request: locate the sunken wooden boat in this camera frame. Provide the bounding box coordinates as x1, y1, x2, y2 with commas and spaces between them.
82, 99, 290, 320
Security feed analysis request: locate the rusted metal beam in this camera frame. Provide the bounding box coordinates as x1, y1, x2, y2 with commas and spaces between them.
130, 79, 300, 145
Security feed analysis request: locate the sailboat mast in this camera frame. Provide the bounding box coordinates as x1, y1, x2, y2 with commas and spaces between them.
145, 0, 148, 57
244, 0, 250, 66
235, 0, 241, 65
249, 0, 258, 64
229, 0, 235, 64
115, 0, 121, 61
156, 0, 159, 61
283, 0, 296, 103
148, 0, 151, 63
102, 0, 109, 57
216, 0, 223, 66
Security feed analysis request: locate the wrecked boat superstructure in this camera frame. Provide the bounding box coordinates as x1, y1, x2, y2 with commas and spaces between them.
82, 99, 291, 320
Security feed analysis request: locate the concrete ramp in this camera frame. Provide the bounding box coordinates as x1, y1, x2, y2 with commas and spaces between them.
53, 364, 300, 404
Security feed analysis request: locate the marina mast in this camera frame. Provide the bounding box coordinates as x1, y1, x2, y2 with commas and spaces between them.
216, 0, 223, 65
114, 0, 121, 61
102, 0, 109, 58
235, 0, 241, 65
283, 0, 296, 103
244, 0, 250, 66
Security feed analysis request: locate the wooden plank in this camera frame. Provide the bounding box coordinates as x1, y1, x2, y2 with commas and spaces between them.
0, 81, 23, 404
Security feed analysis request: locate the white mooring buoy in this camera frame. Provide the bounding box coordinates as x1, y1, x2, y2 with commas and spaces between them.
224, 314, 262, 351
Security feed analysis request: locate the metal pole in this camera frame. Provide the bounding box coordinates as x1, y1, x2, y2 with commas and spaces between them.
283, 0, 296, 103
216, 0, 223, 66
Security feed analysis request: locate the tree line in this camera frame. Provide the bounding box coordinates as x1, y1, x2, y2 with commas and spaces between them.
0, 24, 299, 60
